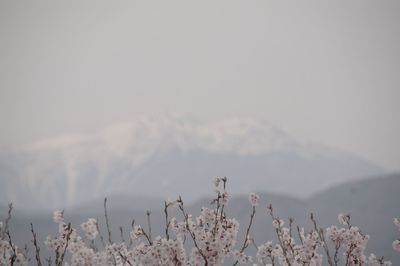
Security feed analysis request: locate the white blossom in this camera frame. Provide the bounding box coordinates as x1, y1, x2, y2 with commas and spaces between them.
368, 253, 392, 266
272, 218, 284, 229
394, 218, 400, 230
249, 193, 260, 206
53, 210, 64, 224
338, 213, 350, 226
393, 239, 400, 252
213, 176, 221, 188
233, 250, 253, 264
81, 218, 98, 240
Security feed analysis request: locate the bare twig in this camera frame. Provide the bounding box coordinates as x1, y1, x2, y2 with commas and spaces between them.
7, 230, 17, 266
119, 226, 126, 243
104, 198, 113, 244
95, 219, 106, 248
232, 205, 256, 266
134, 225, 153, 246
30, 223, 42, 266
1, 203, 13, 239
334, 243, 341, 266
23, 244, 29, 260
164, 201, 171, 240
296, 226, 304, 245
46, 256, 52, 266
288, 217, 294, 238
146, 210, 152, 244
119, 251, 133, 266
128, 219, 135, 248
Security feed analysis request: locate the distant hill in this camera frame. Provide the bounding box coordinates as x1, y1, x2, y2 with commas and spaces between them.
306, 173, 400, 262
3, 173, 399, 265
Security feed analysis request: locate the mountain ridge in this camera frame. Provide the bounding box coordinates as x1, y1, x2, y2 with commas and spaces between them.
0, 116, 384, 210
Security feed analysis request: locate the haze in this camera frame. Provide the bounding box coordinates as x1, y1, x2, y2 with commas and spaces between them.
0, 0, 399, 170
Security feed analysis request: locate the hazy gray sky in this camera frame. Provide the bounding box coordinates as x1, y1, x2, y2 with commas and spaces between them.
0, 0, 399, 170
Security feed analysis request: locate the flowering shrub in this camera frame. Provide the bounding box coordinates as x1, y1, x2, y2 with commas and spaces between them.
0, 204, 28, 266
393, 218, 400, 253
0, 177, 399, 266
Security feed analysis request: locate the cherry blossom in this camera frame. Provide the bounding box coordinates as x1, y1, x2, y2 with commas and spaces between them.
0, 178, 398, 265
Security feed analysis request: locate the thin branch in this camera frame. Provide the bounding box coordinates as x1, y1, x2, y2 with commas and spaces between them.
310, 213, 334, 266
104, 198, 113, 244
7, 230, 17, 266
56, 223, 73, 266
119, 251, 133, 266
22, 243, 29, 259
296, 226, 304, 245
177, 196, 208, 266
146, 210, 152, 244
345, 243, 356, 266
46, 256, 52, 266
267, 204, 291, 266
95, 219, 106, 249
211, 193, 221, 238
30, 223, 42, 266
164, 201, 170, 240
288, 217, 294, 238
128, 219, 135, 248
1, 203, 13, 239
232, 205, 256, 266
334, 243, 341, 266
119, 226, 126, 243
137, 225, 153, 246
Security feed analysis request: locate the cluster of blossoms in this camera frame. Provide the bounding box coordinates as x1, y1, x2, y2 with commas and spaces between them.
44, 208, 187, 266
80, 218, 98, 240
0, 239, 27, 266
248, 193, 260, 207
255, 210, 395, 266
41, 176, 242, 266
368, 254, 392, 266
232, 250, 252, 264
45, 210, 75, 252
170, 176, 241, 265
393, 218, 400, 253
1, 177, 400, 265
0, 206, 28, 266
256, 209, 322, 266
323, 213, 398, 266
326, 219, 371, 265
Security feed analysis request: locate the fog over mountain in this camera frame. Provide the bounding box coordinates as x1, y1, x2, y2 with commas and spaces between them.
1, 0, 399, 171
0, 115, 383, 210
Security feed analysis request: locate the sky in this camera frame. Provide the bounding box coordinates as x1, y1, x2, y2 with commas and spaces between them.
0, 0, 399, 170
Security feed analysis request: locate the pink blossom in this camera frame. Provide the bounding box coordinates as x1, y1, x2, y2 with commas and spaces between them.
249, 192, 260, 206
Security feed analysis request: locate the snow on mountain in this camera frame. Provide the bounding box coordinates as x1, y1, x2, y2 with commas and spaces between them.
0, 115, 383, 210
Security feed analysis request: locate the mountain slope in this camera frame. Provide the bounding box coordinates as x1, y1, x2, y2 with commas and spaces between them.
0, 116, 383, 210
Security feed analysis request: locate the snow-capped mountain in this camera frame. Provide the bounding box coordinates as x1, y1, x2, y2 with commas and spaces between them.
0, 115, 383, 210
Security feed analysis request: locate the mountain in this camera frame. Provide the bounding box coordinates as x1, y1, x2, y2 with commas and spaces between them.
0, 115, 383, 210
